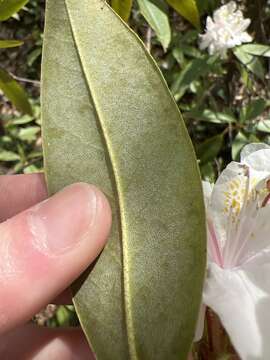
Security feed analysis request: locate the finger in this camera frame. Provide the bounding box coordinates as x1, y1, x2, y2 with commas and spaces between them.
0, 173, 47, 222
0, 174, 73, 306
0, 183, 111, 335
0, 324, 94, 359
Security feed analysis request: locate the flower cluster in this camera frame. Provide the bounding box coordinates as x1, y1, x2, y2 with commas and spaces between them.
200, 1, 252, 58
200, 143, 270, 359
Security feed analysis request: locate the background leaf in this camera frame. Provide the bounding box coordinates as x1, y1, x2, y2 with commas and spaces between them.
240, 98, 266, 122
0, 0, 29, 21
0, 150, 20, 161
186, 109, 236, 124
196, 134, 223, 165
257, 120, 270, 133
0, 68, 32, 115
166, 0, 200, 28
171, 56, 214, 100
233, 47, 265, 80
137, 0, 171, 50
0, 40, 24, 48
240, 44, 270, 57
42, 0, 206, 359
111, 0, 133, 22
231, 132, 249, 160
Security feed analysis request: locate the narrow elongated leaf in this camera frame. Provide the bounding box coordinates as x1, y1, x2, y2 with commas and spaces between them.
137, 0, 171, 50
0, 68, 32, 115
111, 0, 133, 22
42, 1, 206, 359
0, 0, 29, 21
166, 0, 200, 29
0, 39, 23, 48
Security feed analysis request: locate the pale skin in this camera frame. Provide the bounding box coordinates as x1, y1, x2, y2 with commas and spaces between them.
0, 173, 112, 359
0, 174, 195, 359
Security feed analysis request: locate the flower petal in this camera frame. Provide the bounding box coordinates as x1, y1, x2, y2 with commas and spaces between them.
242, 148, 270, 174
232, 177, 270, 265
204, 261, 270, 359
208, 162, 249, 259
241, 143, 270, 162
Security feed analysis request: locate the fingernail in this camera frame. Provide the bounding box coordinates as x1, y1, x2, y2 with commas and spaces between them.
27, 184, 98, 256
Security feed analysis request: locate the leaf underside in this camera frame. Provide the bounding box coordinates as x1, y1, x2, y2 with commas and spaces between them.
42, 1, 206, 359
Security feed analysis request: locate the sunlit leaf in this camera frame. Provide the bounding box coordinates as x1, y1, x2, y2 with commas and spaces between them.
0, 150, 20, 161
0, 68, 32, 115
8, 114, 34, 125
186, 109, 236, 124
233, 47, 265, 80
18, 126, 40, 142
257, 120, 270, 133
240, 44, 270, 57
42, 0, 206, 359
0, 39, 23, 48
111, 0, 133, 22
166, 0, 200, 28
0, 0, 29, 21
137, 0, 171, 50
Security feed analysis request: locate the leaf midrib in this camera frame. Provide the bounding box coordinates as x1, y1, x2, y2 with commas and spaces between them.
63, 1, 137, 359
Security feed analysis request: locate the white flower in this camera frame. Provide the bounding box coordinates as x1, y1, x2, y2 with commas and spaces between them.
201, 143, 270, 359
199, 1, 252, 58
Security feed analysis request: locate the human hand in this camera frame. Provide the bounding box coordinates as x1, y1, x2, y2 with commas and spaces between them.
0, 173, 111, 359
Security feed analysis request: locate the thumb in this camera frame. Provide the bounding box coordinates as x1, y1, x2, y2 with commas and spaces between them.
0, 183, 111, 335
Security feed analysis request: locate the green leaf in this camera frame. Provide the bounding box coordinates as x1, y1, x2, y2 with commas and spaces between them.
0, 39, 23, 48
240, 98, 266, 122
240, 44, 270, 57
186, 109, 236, 124
171, 57, 213, 100
111, 0, 133, 22
18, 126, 40, 142
233, 47, 265, 80
0, 0, 29, 21
196, 134, 223, 165
137, 0, 171, 50
42, 1, 206, 359
257, 120, 270, 133
232, 132, 249, 161
0, 68, 32, 115
27, 47, 42, 67
9, 114, 34, 125
0, 150, 20, 161
166, 0, 200, 28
